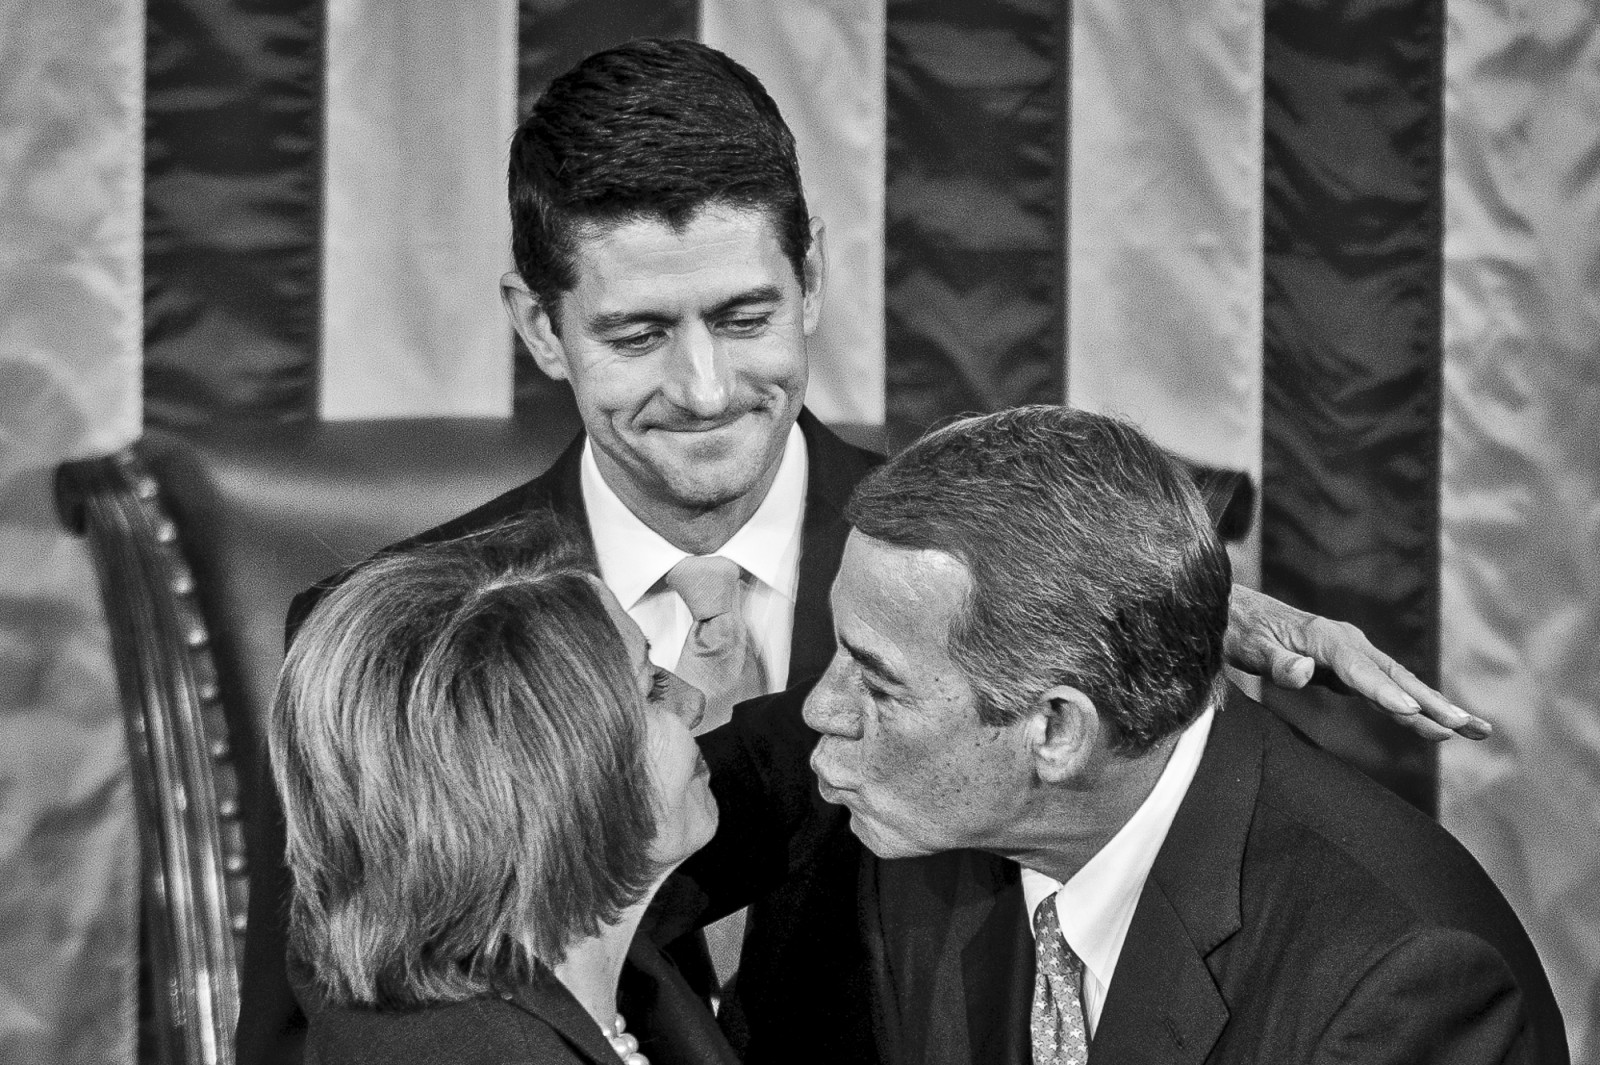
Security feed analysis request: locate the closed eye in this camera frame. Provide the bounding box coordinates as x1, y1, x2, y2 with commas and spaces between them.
716, 313, 771, 338
610, 328, 666, 354
648, 667, 672, 703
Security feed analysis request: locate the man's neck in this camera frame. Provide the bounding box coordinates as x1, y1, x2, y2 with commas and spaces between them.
637, 492, 772, 555
997, 735, 1181, 883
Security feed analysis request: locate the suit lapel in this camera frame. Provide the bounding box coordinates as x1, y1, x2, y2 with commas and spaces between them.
787, 410, 882, 685
1089, 686, 1265, 1065
866, 850, 1032, 1065
1089, 886, 1229, 1065
527, 432, 591, 544
963, 868, 1035, 1065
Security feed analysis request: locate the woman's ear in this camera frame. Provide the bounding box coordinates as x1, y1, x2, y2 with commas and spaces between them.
1029, 685, 1101, 786
500, 271, 571, 382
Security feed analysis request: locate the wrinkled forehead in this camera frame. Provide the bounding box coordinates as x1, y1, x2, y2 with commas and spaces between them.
833, 532, 974, 657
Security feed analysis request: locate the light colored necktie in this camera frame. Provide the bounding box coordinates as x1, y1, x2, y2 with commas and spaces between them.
1031, 892, 1091, 1065
663, 555, 767, 994
664, 555, 768, 734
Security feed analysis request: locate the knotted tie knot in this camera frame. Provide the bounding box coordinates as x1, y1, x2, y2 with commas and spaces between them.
665, 555, 744, 622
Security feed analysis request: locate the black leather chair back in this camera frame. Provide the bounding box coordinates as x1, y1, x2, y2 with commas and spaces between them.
56, 406, 582, 1065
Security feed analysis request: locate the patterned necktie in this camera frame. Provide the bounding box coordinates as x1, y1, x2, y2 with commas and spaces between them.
664, 555, 768, 734
1031, 892, 1091, 1065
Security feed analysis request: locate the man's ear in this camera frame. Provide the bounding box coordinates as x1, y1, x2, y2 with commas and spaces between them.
1029, 685, 1101, 786
500, 271, 570, 382
801, 217, 827, 337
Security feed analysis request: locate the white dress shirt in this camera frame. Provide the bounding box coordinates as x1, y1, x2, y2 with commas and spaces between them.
1020, 705, 1215, 1038
580, 422, 807, 691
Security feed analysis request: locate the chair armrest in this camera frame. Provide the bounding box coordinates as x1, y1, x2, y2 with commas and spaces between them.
57, 448, 246, 1065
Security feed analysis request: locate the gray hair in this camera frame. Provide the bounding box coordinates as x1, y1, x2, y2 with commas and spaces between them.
845, 406, 1231, 753
271, 516, 657, 1008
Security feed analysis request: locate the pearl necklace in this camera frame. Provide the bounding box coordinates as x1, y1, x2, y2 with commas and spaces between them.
600, 1012, 648, 1065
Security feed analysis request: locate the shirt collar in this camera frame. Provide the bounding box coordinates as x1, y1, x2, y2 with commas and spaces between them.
1021, 704, 1215, 994
579, 422, 807, 607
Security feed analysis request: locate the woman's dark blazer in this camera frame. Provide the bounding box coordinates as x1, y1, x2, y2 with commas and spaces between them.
303, 941, 739, 1065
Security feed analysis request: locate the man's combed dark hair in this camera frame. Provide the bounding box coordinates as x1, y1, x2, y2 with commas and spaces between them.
271, 516, 658, 1009
510, 38, 811, 315
846, 406, 1232, 754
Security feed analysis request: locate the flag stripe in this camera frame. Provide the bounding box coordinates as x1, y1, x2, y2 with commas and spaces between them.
883, 0, 1066, 450
518, 0, 699, 113
509, 0, 700, 416
703, 0, 888, 427
1258, 0, 1445, 812
1441, 1, 1600, 1055
1065, 0, 1264, 504
142, 0, 323, 425
319, 0, 519, 419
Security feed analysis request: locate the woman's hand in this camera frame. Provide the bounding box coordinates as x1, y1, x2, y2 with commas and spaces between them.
1226, 585, 1491, 741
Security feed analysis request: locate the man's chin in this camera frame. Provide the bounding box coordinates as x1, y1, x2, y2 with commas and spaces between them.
846, 811, 931, 860
655, 457, 774, 512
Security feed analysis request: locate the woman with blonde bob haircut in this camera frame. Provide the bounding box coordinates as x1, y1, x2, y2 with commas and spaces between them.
272, 518, 726, 1065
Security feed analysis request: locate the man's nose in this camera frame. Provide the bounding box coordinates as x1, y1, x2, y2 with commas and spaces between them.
803, 656, 864, 740
663, 323, 733, 418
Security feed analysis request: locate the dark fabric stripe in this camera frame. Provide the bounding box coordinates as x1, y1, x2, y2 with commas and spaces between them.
883, 0, 1067, 451
511, 0, 700, 415
143, 0, 323, 426
1260, 0, 1445, 813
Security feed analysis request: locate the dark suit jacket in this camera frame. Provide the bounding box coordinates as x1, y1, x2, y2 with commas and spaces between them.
683, 682, 1570, 1065
304, 982, 609, 1065
303, 938, 737, 1065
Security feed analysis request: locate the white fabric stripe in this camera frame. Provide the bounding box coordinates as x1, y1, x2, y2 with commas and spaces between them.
320, 0, 517, 419
1440, 3, 1600, 1059
0, 0, 143, 1060
1064, 0, 1265, 586
700, 0, 888, 426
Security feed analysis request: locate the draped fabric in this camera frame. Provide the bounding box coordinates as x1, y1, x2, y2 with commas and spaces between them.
320, 0, 519, 418
0, 1, 143, 1063
143, 0, 323, 425
1257, 0, 1447, 811
884, 0, 1065, 449
3, 2, 1596, 1062
1440, 1, 1600, 1053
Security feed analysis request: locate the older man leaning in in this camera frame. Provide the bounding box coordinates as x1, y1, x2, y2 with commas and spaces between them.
682, 406, 1567, 1065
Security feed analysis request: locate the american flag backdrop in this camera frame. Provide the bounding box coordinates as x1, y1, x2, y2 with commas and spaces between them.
2, 1, 1596, 1062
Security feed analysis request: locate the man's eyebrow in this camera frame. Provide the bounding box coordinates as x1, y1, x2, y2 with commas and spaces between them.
840, 635, 901, 685
585, 285, 782, 335
706, 285, 783, 316
587, 308, 674, 334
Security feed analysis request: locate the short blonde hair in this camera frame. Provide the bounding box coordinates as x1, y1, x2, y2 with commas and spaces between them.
272, 516, 657, 1008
